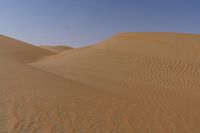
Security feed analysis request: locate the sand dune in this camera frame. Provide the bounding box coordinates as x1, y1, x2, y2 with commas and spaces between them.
1, 32, 200, 132
30, 32, 200, 132
0, 35, 54, 63
94, 32, 200, 61
40, 45, 72, 53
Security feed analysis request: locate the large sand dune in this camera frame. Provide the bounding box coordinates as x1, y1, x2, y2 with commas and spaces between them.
1, 32, 200, 132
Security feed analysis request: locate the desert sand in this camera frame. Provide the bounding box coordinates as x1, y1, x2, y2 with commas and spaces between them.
40, 45, 72, 53
1, 32, 200, 132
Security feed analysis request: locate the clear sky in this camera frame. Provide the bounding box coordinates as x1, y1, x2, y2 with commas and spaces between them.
1, 0, 200, 47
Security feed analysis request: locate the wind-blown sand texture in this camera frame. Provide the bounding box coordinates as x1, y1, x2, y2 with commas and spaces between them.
1, 32, 200, 132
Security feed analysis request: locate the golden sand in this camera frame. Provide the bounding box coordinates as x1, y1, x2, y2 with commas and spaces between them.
1, 33, 200, 132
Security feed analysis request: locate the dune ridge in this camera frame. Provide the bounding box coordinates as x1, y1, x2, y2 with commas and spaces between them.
40, 45, 72, 53
93, 32, 200, 61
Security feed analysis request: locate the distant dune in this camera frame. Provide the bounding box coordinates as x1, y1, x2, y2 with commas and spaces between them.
40, 45, 72, 53
0, 35, 54, 63
1, 32, 200, 132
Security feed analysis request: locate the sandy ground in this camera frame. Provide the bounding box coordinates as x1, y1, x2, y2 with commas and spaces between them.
1, 33, 200, 132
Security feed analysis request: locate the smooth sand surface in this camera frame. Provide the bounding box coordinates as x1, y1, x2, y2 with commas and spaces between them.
0, 35, 54, 63
40, 45, 72, 53
1, 32, 200, 132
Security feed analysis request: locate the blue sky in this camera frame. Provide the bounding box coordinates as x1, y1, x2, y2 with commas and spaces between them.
1, 0, 200, 47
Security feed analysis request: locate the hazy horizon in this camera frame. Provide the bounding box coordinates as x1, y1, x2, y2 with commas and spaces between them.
1, 0, 200, 47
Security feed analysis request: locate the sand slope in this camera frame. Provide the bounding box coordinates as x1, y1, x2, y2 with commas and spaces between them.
40, 45, 72, 53
0, 35, 54, 63
30, 32, 200, 132
0, 56, 135, 132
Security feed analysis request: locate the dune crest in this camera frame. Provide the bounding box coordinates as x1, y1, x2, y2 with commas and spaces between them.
93, 32, 200, 61
40, 45, 72, 53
